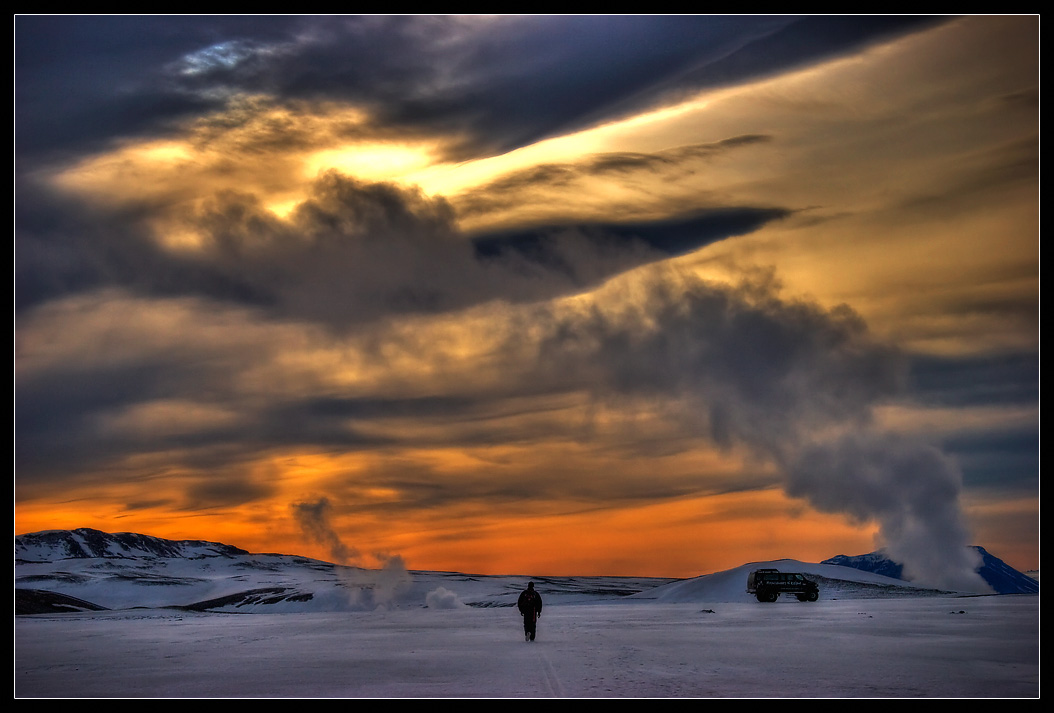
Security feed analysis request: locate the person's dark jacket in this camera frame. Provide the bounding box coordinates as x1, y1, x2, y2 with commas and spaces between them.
518, 587, 543, 618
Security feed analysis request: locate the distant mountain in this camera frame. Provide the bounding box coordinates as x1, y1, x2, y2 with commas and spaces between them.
822, 551, 905, 580
822, 546, 1038, 595
15, 527, 250, 562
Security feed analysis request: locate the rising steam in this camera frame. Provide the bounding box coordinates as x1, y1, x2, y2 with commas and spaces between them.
292, 496, 416, 609
291, 496, 358, 565
535, 271, 991, 591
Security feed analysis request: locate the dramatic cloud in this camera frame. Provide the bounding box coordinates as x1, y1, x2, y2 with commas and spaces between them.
15, 16, 1037, 578
19, 167, 790, 327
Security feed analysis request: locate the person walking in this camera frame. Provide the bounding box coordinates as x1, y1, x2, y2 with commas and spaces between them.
517, 581, 543, 641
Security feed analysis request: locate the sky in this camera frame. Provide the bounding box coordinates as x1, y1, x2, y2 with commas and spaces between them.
15, 15, 1038, 583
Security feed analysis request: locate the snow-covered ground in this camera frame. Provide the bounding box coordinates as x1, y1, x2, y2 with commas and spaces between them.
15, 532, 1039, 697
15, 595, 1038, 697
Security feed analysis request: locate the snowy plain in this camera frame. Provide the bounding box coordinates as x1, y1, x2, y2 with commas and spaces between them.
15, 543, 1040, 698
15, 595, 1039, 698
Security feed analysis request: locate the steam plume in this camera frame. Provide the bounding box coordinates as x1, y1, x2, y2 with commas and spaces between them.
291, 496, 358, 565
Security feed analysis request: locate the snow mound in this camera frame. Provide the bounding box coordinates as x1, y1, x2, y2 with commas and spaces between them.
635, 558, 957, 603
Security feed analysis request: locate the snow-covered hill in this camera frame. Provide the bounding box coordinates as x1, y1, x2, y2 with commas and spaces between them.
635, 558, 949, 604
15, 528, 1020, 615
15, 528, 678, 614
15, 528, 250, 561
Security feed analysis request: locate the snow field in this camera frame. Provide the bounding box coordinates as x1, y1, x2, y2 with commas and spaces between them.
15, 595, 1038, 698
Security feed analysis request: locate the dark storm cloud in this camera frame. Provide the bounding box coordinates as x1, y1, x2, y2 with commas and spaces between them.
906, 352, 1038, 494
16, 262, 901, 492
472, 207, 791, 276
17, 168, 790, 325
14, 14, 942, 319
909, 352, 1038, 408
15, 319, 260, 481
16, 15, 944, 167
185, 474, 275, 510
15, 15, 299, 163
15, 180, 273, 315
357, 15, 944, 160
942, 429, 1038, 491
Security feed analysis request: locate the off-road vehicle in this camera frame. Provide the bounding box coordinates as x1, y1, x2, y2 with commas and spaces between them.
746, 568, 819, 602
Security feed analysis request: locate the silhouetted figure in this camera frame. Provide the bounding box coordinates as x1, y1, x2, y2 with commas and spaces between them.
517, 581, 543, 641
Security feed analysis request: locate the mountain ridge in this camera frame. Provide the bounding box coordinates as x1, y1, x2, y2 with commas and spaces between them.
15, 528, 1036, 615
15, 527, 251, 562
